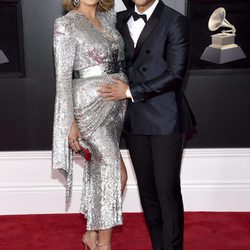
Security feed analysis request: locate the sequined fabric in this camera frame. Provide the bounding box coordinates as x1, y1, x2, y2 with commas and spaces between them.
52, 9, 127, 230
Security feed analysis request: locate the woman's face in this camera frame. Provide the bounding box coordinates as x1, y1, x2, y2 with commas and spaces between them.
79, 0, 99, 7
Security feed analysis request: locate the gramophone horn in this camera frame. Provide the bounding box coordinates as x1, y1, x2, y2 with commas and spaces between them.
208, 7, 236, 34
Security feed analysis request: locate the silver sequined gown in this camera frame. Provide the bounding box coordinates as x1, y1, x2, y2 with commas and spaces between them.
52, 9, 127, 230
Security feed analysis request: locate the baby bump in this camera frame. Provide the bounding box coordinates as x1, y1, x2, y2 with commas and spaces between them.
72, 72, 127, 107
72, 72, 127, 138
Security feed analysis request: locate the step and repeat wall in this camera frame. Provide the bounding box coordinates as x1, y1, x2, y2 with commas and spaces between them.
0, 0, 249, 151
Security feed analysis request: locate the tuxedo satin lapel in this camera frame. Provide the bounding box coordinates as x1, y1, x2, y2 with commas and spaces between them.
120, 11, 135, 60
133, 1, 164, 61
122, 23, 135, 58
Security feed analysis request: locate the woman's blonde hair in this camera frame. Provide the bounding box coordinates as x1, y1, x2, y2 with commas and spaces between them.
62, 0, 114, 12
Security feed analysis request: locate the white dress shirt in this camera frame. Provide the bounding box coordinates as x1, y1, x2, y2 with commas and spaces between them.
127, 0, 159, 47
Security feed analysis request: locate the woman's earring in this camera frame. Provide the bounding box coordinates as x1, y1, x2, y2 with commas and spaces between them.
73, 0, 80, 7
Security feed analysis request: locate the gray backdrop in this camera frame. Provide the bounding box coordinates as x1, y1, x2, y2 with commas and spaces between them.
163, 0, 186, 14
0, 0, 249, 150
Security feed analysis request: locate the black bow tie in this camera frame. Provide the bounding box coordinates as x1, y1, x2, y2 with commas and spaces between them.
132, 11, 147, 23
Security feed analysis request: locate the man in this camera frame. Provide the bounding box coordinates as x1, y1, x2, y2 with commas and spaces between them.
99, 0, 196, 249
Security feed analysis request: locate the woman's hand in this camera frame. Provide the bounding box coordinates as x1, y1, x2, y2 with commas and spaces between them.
68, 119, 82, 153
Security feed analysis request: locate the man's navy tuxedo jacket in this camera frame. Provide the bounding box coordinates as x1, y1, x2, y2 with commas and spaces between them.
117, 0, 196, 135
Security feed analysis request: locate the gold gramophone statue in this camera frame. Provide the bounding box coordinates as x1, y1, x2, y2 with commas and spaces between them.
200, 7, 246, 64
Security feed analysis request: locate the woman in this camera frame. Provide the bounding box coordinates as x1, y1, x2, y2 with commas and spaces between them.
52, 0, 128, 249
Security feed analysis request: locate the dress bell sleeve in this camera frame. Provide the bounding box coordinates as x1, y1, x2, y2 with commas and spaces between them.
52, 17, 76, 203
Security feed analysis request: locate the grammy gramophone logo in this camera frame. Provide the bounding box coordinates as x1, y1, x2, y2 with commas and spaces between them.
0, 50, 9, 65
200, 7, 246, 64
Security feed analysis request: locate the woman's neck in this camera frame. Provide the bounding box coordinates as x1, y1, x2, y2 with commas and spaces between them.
76, 3, 97, 19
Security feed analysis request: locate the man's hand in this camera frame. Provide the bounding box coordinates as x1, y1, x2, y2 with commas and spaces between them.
98, 78, 128, 101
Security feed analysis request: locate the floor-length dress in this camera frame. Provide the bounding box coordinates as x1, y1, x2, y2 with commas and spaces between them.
52, 9, 127, 230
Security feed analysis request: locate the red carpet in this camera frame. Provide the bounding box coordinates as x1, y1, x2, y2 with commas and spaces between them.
0, 212, 250, 250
